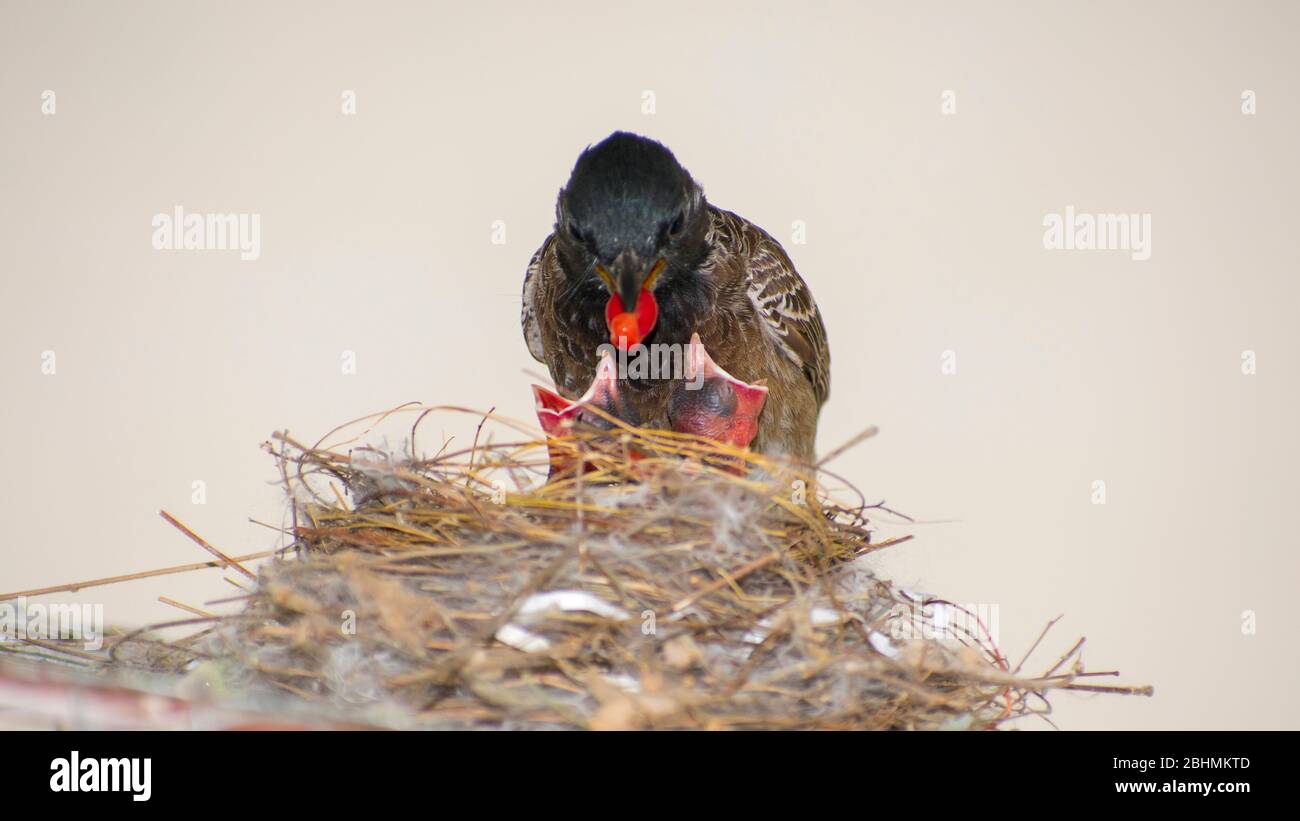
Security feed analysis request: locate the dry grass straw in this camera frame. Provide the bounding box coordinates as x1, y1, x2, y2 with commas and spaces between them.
3, 404, 1150, 729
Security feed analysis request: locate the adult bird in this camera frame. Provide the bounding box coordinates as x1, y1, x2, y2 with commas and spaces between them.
521, 132, 830, 463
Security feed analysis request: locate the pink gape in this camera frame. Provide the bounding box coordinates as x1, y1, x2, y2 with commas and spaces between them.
667, 333, 768, 449
532, 350, 624, 476
532, 335, 768, 475
532, 349, 624, 439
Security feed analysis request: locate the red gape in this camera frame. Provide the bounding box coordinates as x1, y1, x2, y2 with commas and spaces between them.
604, 288, 659, 349
668, 333, 768, 450
532, 350, 633, 477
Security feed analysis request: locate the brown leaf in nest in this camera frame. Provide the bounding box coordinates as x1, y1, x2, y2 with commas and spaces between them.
662, 634, 705, 671
584, 673, 685, 730
343, 567, 443, 656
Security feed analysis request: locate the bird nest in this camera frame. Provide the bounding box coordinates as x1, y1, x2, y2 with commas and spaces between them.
2, 406, 1149, 730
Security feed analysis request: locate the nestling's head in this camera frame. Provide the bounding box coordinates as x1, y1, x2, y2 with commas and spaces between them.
555, 132, 711, 349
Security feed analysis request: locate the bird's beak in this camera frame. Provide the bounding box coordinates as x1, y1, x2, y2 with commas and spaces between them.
595, 256, 666, 312
617, 267, 642, 314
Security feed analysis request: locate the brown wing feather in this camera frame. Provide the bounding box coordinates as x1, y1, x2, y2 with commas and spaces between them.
520, 235, 553, 364
731, 216, 831, 405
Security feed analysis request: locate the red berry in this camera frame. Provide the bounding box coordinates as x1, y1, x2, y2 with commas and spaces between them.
610, 312, 640, 348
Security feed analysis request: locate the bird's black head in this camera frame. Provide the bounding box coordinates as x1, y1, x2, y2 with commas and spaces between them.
555, 132, 711, 347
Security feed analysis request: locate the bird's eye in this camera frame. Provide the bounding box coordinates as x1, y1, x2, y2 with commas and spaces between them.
568, 222, 584, 243
667, 211, 685, 237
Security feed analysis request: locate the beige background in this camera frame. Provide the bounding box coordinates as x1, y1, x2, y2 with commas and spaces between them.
2, 1, 1297, 729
